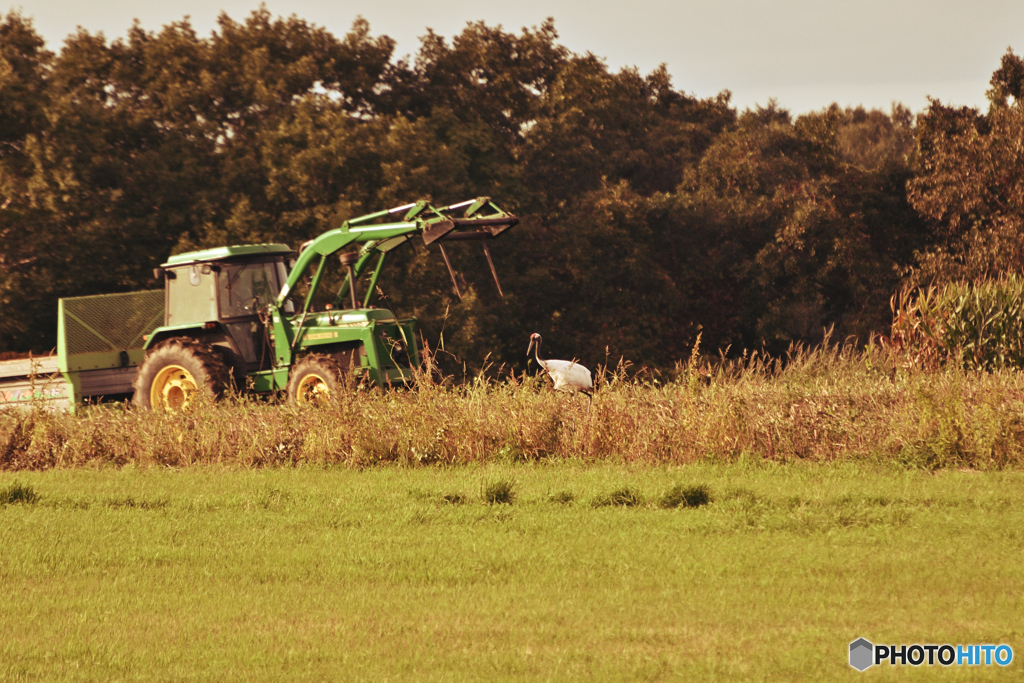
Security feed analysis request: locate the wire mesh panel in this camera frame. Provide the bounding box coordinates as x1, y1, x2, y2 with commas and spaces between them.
60, 290, 165, 358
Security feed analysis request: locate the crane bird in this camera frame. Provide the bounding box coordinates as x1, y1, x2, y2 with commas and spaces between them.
527, 333, 593, 395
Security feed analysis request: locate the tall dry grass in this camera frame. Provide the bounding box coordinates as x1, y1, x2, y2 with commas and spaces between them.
2, 340, 1024, 470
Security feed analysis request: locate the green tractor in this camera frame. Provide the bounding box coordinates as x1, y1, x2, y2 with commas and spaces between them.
133, 197, 518, 409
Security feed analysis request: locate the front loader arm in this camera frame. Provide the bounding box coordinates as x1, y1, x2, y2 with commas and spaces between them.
267, 197, 517, 371
276, 197, 518, 312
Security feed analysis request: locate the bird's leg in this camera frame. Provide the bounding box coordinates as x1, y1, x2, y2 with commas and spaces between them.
567, 393, 583, 435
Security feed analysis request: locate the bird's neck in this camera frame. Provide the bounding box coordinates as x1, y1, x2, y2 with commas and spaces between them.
534, 343, 547, 370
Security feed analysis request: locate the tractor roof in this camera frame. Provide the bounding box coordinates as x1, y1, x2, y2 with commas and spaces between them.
163, 244, 294, 267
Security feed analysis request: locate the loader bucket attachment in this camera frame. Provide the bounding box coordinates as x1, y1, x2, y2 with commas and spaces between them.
482, 242, 504, 298
437, 244, 462, 299
427, 220, 518, 299
294, 196, 518, 304
422, 198, 518, 299
422, 220, 457, 245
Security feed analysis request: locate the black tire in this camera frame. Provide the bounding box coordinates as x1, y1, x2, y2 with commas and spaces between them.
133, 337, 231, 410
287, 354, 348, 407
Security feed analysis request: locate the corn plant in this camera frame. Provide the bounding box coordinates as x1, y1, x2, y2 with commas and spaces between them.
890, 276, 1024, 370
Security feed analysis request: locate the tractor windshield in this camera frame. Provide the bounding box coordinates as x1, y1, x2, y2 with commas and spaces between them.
218, 260, 283, 318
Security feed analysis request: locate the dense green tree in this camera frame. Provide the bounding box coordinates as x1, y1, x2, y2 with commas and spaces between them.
390, 20, 567, 144
0, 12, 53, 350
641, 103, 926, 353
520, 58, 733, 206
908, 49, 1024, 284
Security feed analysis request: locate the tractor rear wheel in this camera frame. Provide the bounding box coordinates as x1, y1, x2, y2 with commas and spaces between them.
287, 354, 347, 407
133, 338, 231, 411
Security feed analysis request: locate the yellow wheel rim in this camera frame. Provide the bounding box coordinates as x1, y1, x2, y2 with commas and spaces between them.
151, 364, 198, 411
296, 373, 331, 406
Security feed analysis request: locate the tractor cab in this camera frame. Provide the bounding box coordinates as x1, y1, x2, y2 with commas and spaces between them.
149, 244, 295, 376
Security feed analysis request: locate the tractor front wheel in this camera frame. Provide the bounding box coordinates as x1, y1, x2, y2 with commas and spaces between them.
133, 338, 230, 411
287, 354, 347, 407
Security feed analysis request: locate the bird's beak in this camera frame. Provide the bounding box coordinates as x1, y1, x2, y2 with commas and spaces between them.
526, 339, 534, 356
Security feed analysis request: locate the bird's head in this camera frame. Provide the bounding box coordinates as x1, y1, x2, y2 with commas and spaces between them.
527, 332, 541, 355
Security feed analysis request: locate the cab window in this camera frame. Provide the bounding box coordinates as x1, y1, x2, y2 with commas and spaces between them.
218, 261, 280, 318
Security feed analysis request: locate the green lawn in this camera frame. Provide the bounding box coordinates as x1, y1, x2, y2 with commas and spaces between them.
1, 463, 1021, 681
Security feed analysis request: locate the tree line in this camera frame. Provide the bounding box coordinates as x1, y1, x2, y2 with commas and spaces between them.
2, 9, 1023, 369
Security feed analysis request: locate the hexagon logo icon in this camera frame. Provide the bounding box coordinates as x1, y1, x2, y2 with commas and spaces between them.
849, 638, 874, 671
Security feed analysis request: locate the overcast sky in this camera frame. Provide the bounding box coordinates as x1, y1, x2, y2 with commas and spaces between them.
10, 0, 1024, 114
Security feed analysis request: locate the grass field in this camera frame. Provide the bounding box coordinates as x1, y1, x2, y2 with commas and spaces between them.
2, 463, 1021, 681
